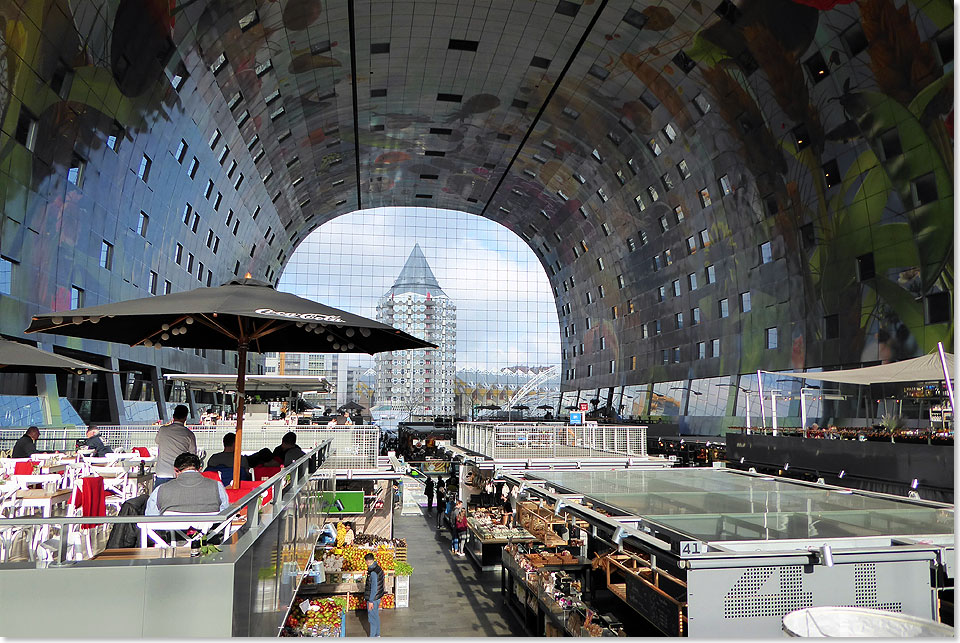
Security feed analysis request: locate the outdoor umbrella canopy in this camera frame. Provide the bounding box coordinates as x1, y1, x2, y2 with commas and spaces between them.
25, 277, 436, 487
512, 405, 530, 410
536, 405, 554, 410
338, 401, 365, 411
0, 337, 108, 374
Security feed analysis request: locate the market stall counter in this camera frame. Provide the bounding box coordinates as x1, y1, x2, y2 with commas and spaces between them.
500, 543, 624, 637
466, 506, 537, 571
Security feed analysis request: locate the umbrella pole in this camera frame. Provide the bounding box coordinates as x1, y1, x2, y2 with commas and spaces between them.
232, 342, 248, 490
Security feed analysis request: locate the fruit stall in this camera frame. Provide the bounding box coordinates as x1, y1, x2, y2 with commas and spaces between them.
466, 506, 537, 572
281, 597, 347, 637
500, 543, 624, 637
290, 521, 413, 636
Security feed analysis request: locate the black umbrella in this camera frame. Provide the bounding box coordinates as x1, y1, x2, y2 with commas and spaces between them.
536, 405, 554, 410
0, 337, 108, 374
25, 277, 435, 487
513, 405, 530, 410
338, 401, 365, 411
477, 404, 501, 410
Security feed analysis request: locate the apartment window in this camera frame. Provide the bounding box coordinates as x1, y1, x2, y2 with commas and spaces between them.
218, 146, 230, 166
693, 93, 711, 114
611, 306, 618, 319
674, 312, 683, 329
148, 271, 158, 295
639, 231, 648, 246
182, 203, 193, 226
206, 229, 214, 248
234, 173, 244, 190
187, 157, 199, 178
164, 280, 172, 295
0, 257, 14, 293
719, 174, 732, 195
71, 286, 84, 308
99, 240, 113, 270
766, 327, 778, 349
672, 280, 681, 297
586, 291, 593, 304
664, 249, 673, 265
654, 320, 662, 335
760, 241, 773, 264
208, 129, 222, 149
672, 347, 681, 364
626, 238, 636, 252
617, 274, 625, 289
699, 229, 711, 247
697, 341, 706, 359
598, 285, 605, 298
652, 255, 661, 272
175, 139, 188, 163
596, 257, 604, 271
67, 154, 86, 187
657, 286, 666, 302
630, 356, 637, 370
609, 360, 616, 374
719, 298, 729, 318
136, 211, 149, 237
699, 188, 712, 207
663, 123, 678, 142
214, 192, 222, 211
186, 253, 195, 273
661, 350, 669, 364
600, 337, 606, 350
213, 237, 220, 254
175, 243, 183, 264
197, 261, 204, 281
688, 272, 698, 291
648, 138, 662, 156
15, 108, 38, 151
686, 236, 697, 254
659, 215, 669, 233
641, 324, 649, 339
647, 185, 659, 201
634, 195, 646, 211
705, 264, 716, 284
204, 179, 214, 199
711, 338, 720, 357
661, 173, 674, 192
585, 317, 592, 330
191, 214, 200, 234
137, 154, 152, 182
690, 307, 701, 325
601, 222, 611, 236
674, 206, 686, 224
677, 159, 691, 180
227, 160, 237, 179
824, 313, 840, 339
573, 245, 581, 258
740, 291, 752, 313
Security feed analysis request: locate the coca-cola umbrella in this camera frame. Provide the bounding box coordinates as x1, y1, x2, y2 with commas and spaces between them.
25, 276, 435, 487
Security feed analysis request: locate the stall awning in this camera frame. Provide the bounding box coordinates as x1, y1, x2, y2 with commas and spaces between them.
766, 352, 954, 386
163, 373, 332, 394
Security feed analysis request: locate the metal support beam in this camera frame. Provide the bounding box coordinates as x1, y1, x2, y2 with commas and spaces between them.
104, 356, 127, 424
150, 365, 169, 422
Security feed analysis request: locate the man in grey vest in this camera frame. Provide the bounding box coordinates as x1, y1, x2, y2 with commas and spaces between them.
154, 405, 197, 487
145, 452, 229, 515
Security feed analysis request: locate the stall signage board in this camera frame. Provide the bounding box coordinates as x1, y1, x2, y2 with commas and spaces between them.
579, 402, 589, 411
570, 412, 583, 425
624, 572, 681, 637
678, 540, 706, 557
320, 490, 364, 514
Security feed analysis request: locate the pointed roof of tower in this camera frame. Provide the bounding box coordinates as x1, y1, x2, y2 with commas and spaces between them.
387, 243, 446, 297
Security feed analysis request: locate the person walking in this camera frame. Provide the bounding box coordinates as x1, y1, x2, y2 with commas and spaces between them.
449, 500, 463, 554
424, 475, 434, 514
435, 483, 445, 529
363, 552, 385, 637
455, 505, 469, 556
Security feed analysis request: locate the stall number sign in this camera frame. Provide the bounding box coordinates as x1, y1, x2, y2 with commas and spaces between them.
569, 412, 583, 425
579, 402, 589, 411
678, 540, 705, 557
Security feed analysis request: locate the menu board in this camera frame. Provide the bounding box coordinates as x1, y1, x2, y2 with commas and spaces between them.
624, 571, 681, 637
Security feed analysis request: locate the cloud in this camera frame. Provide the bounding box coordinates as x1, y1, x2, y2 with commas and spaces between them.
280, 207, 561, 371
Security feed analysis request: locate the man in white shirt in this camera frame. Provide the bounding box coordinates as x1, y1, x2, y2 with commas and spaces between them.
154, 405, 197, 487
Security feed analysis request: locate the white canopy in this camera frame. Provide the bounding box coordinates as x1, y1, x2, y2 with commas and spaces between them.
767, 352, 954, 386
163, 373, 332, 394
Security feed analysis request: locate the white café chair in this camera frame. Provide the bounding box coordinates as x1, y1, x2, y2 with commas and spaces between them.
104, 452, 137, 463
86, 466, 133, 510
77, 455, 112, 466
0, 481, 26, 562
0, 458, 32, 476
138, 511, 220, 549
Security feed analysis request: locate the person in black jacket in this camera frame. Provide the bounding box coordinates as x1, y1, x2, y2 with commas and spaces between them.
435, 484, 445, 529
12, 426, 40, 458
424, 475, 434, 514
363, 553, 385, 637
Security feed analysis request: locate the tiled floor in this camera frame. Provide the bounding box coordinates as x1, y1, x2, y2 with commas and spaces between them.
345, 508, 524, 637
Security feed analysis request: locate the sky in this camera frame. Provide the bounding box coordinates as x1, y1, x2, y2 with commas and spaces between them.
279, 207, 561, 371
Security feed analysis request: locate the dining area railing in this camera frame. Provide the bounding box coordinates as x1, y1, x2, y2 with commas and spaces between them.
0, 423, 380, 471
0, 442, 335, 637
457, 422, 648, 459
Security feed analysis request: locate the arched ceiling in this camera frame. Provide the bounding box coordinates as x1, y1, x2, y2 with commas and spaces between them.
0, 0, 953, 389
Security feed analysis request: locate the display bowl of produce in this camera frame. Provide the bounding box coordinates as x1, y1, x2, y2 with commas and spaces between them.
285, 597, 346, 637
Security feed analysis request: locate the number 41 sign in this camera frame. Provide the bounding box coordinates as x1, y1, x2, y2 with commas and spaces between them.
679, 540, 706, 557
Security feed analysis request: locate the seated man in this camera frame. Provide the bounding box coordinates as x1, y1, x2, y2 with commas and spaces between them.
146, 452, 230, 515
84, 426, 114, 457
12, 426, 41, 458
204, 432, 251, 484
275, 431, 306, 466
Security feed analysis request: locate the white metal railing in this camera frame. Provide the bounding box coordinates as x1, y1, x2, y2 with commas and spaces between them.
456, 422, 647, 459
0, 424, 380, 471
